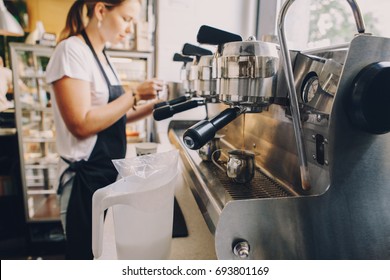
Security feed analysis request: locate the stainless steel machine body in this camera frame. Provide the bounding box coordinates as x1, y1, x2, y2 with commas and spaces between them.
170, 34, 390, 260
166, 0, 390, 259
216, 39, 279, 112
194, 55, 217, 98
180, 61, 195, 94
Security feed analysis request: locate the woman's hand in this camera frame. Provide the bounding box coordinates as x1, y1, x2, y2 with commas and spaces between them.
135, 79, 166, 101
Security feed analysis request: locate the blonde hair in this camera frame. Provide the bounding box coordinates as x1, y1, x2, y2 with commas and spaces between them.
59, 0, 142, 42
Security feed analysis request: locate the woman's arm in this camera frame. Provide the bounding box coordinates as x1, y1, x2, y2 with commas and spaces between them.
126, 99, 159, 122
53, 76, 136, 139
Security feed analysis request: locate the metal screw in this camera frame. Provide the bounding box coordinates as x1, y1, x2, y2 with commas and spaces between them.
233, 241, 250, 259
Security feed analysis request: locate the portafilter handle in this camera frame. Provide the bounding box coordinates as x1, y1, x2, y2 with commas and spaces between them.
197, 25, 242, 46
154, 95, 188, 109
173, 53, 194, 64
183, 107, 243, 150
182, 43, 213, 58
196, 25, 243, 54
153, 98, 205, 121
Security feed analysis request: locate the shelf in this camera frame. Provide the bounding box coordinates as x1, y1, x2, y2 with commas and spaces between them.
25, 163, 58, 169
19, 73, 46, 79
20, 103, 52, 113
27, 189, 56, 195
0, 128, 17, 136
23, 137, 55, 143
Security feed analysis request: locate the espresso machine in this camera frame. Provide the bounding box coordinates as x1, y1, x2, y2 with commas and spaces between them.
162, 0, 390, 260
182, 26, 280, 151
153, 43, 217, 121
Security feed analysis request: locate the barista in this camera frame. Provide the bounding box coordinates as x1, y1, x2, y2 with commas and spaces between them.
46, 0, 165, 259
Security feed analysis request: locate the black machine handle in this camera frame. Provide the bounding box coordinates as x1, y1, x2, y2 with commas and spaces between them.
173, 53, 193, 63
197, 25, 242, 46
153, 100, 200, 121
182, 43, 213, 58
183, 107, 242, 150
154, 95, 188, 109
347, 61, 390, 134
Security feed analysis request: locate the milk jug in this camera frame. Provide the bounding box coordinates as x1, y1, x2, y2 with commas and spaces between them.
92, 150, 179, 259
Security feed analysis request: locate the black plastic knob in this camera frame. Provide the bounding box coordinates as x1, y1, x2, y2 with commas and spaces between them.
197, 25, 242, 45
173, 53, 193, 63
347, 62, 390, 134
183, 107, 241, 150
182, 43, 213, 57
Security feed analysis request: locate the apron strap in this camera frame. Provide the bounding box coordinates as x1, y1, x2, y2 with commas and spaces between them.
57, 157, 86, 195
80, 30, 121, 86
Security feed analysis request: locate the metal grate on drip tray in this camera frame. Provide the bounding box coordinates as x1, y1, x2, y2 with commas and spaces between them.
204, 161, 293, 200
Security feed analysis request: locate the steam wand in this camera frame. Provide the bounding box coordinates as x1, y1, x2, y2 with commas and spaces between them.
277, 0, 311, 191
277, 0, 366, 191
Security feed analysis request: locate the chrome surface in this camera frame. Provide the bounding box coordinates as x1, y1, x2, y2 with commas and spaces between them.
277, 0, 311, 190
233, 241, 250, 259
294, 47, 347, 114
169, 33, 390, 259
211, 149, 256, 184
346, 0, 366, 33
216, 39, 279, 112
180, 61, 195, 93
194, 55, 217, 97
167, 82, 186, 99
198, 136, 221, 162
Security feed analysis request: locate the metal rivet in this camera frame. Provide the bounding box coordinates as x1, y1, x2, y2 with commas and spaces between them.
233, 241, 250, 259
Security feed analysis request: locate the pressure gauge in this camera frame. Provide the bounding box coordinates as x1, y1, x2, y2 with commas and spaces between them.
301, 74, 319, 103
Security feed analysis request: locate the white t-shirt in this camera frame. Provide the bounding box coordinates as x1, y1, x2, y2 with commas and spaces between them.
0, 66, 13, 111
46, 36, 120, 163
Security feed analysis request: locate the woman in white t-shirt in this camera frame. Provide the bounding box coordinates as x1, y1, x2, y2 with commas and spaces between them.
46, 0, 165, 259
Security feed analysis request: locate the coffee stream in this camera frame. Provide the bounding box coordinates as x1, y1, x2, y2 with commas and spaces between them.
242, 114, 246, 152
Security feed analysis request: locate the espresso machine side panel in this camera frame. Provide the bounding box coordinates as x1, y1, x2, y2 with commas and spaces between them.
324, 34, 390, 259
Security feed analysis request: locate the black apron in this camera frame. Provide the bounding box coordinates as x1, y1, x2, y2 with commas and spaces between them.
58, 30, 126, 260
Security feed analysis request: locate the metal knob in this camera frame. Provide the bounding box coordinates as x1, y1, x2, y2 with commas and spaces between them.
233, 241, 250, 259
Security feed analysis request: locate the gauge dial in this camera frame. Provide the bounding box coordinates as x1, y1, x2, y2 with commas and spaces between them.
302, 74, 319, 103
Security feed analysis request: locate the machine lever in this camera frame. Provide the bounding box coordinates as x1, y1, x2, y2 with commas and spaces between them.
154, 95, 188, 109
153, 100, 201, 121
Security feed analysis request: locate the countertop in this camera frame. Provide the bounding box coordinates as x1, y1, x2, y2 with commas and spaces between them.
97, 133, 217, 260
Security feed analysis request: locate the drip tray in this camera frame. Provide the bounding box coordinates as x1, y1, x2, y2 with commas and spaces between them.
202, 161, 292, 200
